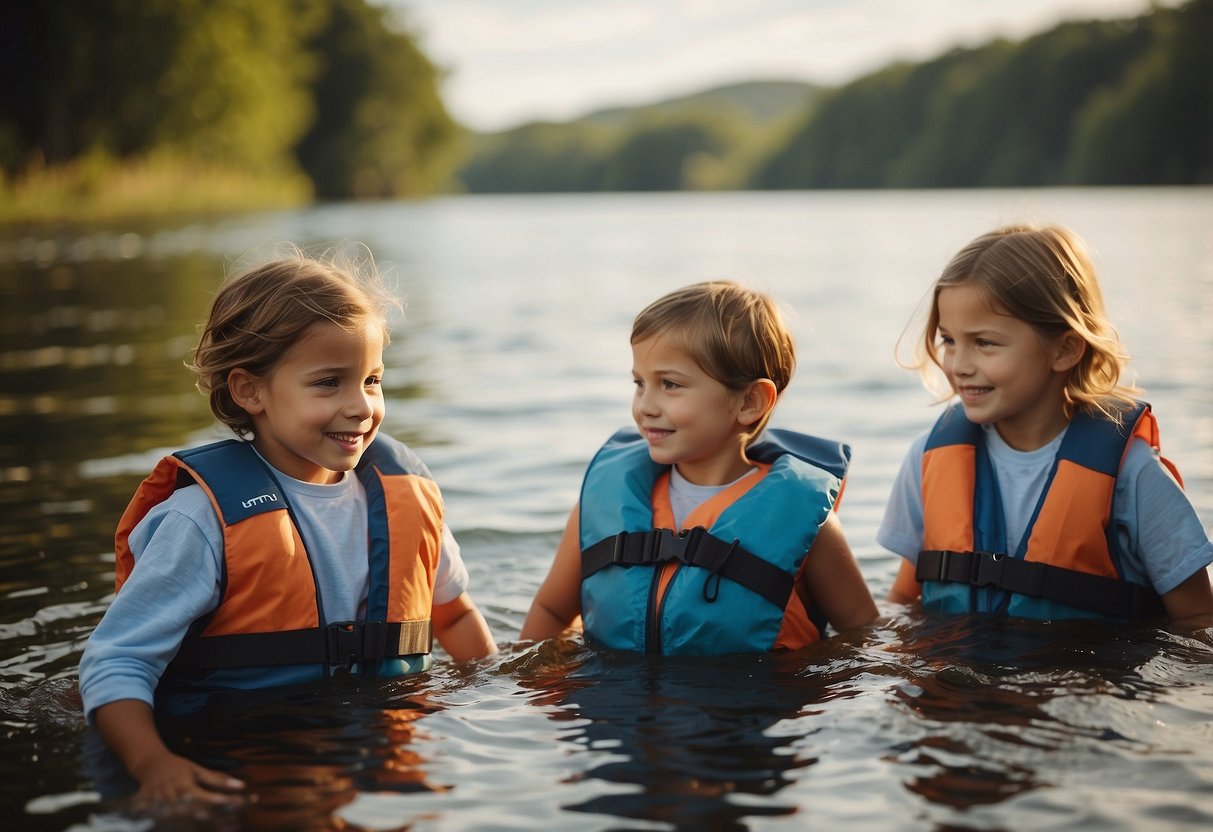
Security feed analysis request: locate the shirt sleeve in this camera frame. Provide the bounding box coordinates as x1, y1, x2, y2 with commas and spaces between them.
1115, 439, 1213, 596
431, 523, 471, 606
77, 485, 224, 721
876, 430, 929, 562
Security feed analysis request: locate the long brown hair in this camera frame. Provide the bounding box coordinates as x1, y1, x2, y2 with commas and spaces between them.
915, 224, 1137, 420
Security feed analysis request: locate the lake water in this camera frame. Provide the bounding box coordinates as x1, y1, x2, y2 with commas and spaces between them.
1, 188, 1211, 831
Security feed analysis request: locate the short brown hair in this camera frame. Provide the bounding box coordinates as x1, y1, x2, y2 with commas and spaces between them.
631, 281, 795, 441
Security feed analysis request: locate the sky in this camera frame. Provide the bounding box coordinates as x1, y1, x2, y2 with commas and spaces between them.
384, 0, 1172, 132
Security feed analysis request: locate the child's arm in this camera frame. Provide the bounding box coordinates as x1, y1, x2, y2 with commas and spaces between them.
801, 512, 879, 630
432, 592, 497, 660
93, 699, 245, 807
520, 506, 584, 642
888, 559, 921, 605
1161, 568, 1213, 629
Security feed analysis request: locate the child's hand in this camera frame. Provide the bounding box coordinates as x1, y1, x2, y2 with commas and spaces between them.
128, 750, 246, 812
93, 699, 246, 813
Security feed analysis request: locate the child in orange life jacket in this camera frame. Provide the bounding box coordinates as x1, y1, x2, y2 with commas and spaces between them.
521, 281, 878, 654
78, 249, 497, 809
880, 224, 1213, 626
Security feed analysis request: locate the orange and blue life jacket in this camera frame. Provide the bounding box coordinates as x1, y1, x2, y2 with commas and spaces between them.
114, 435, 442, 680
917, 401, 1173, 619
579, 429, 849, 655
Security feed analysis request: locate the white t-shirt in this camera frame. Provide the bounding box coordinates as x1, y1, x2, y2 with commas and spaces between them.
668, 465, 759, 530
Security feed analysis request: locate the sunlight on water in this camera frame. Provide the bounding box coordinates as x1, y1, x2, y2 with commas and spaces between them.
0, 188, 1211, 830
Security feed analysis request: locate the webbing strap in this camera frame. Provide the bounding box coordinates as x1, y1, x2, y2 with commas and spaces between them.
171, 619, 433, 670
581, 527, 794, 610
916, 550, 1163, 619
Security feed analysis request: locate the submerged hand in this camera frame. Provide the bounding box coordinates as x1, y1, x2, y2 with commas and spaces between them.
129, 751, 246, 813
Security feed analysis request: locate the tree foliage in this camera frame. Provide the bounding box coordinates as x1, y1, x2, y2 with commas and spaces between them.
751, 0, 1211, 189
0, 0, 459, 200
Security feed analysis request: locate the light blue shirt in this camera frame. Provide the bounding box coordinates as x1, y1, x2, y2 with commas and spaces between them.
79, 459, 469, 720
877, 424, 1213, 596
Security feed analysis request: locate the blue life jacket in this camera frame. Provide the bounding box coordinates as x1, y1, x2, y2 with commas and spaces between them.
579, 428, 849, 655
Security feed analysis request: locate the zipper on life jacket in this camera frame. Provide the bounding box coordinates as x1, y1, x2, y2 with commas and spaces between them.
644, 565, 664, 654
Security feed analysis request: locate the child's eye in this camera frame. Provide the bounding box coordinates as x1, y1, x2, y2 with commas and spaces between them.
365, 375, 382, 387
661, 379, 682, 391
937, 335, 954, 347
976, 339, 996, 348
314, 377, 340, 388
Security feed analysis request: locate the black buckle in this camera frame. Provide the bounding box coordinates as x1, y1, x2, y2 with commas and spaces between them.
612, 529, 697, 565
971, 551, 1006, 588
610, 531, 662, 564
325, 621, 362, 670
324, 621, 388, 669
659, 527, 702, 565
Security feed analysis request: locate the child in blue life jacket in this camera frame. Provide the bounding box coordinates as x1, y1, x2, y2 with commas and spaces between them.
879, 224, 1213, 626
79, 248, 497, 809
521, 281, 878, 654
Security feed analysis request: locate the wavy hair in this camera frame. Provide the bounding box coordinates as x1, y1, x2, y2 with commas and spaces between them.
188, 245, 400, 438
913, 224, 1137, 421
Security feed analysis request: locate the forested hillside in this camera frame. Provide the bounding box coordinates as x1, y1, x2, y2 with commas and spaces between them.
460, 0, 1211, 192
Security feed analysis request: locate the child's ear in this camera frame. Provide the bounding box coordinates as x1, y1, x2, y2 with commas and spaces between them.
1051, 331, 1086, 373
738, 379, 778, 427
227, 368, 265, 415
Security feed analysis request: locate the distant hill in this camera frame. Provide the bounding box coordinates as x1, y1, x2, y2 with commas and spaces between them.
572, 80, 827, 128
456, 0, 1211, 192
457, 80, 825, 192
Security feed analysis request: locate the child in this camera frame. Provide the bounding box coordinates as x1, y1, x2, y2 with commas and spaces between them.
880, 224, 1213, 626
521, 281, 878, 654
78, 249, 497, 808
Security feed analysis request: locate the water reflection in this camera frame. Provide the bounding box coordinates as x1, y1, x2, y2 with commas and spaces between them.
3, 191, 1212, 830
514, 637, 877, 829
82, 676, 446, 830
882, 615, 1213, 819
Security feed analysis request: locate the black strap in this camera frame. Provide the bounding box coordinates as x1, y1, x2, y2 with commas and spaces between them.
916, 550, 1164, 619
581, 528, 795, 610
170, 619, 433, 671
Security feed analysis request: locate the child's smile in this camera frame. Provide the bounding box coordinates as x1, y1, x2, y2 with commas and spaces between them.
937, 284, 1073, 450
242, 320, 386, 483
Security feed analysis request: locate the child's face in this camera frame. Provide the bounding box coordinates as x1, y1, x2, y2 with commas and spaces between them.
631, 334, 750, 485
244, 320, 386, 483
936, 284, 1072, 450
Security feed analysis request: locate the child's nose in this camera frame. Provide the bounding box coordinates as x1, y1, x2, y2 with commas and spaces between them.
949, 347, 975, 375
345, 388, 376, 418
636, 387, 660, 415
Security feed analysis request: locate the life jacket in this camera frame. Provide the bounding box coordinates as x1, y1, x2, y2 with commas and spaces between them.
579, 428, 850, 655
917, 401, 1174, 620
114, 435, 443, 677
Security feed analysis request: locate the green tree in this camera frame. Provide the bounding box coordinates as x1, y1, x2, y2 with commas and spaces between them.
599, 117, 735, 191
295, 0, 460, 198
0, 0, 317, 175
1069, 0, 1213, 184
457, 123, 613, 192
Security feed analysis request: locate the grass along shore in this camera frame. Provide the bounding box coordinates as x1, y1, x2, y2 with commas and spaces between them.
0, 152, 312, 226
